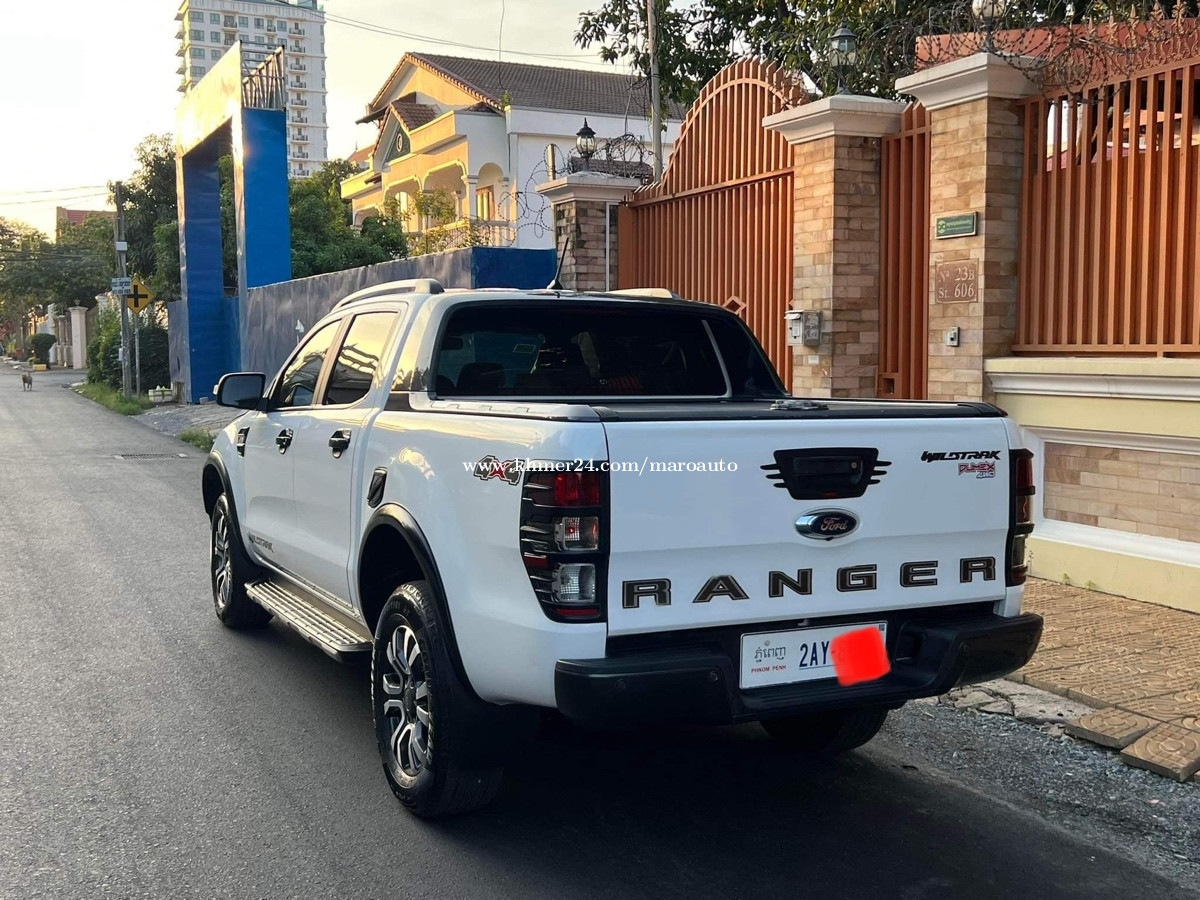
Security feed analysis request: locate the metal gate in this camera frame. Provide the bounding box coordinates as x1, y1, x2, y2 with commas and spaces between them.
878, 102, 931, 399
617, 59, 807, 384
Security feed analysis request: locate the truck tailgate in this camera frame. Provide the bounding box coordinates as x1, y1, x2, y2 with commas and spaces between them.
602, 417, 1013, 636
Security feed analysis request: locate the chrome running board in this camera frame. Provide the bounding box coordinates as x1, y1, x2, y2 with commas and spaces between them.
246, 579, 372, 660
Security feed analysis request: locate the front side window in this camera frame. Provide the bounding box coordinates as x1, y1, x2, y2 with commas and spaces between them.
238, 15, 248, 26
190, 28, 205, 40
210, 48, 221, 58
273, 320, 340, 408
209, 12, 220, 23
324, 312, 399, 405
433, 305, 732, 398
190, 10, 204, 21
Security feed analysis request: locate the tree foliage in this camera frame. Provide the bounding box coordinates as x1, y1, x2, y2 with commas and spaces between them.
289, 159, 407, 278
0, 217, 46, 342
121, 135, 180, 303
47, 215, 116, 309
575, 0, 1156, 106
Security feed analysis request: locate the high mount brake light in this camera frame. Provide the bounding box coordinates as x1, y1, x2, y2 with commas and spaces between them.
1008, 449, 1036, 586
520, 464, 609, 623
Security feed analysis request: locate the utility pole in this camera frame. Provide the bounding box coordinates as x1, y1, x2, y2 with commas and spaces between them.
647, 0, 663, 180
113, 181, 132, 399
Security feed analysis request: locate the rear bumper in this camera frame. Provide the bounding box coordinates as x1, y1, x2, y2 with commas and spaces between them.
554, 610, 1043, 728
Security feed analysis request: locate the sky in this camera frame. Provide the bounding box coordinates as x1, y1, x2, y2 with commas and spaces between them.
0, 0, 621, 237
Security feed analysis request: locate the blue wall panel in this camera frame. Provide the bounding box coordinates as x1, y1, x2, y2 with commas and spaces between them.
472, 247, 556, 289
176, 145, 225, 402
235, 109, 292, 293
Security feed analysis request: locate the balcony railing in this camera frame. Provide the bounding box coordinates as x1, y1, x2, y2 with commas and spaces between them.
293, 150, 311, 159
293, 133, 309, 142
290, 114, 308, 123
288, 61, 306, 71
290, 80, 306, 89
289, 26, 306, 35
409, 218, 517, 255
292, 97, 308, 107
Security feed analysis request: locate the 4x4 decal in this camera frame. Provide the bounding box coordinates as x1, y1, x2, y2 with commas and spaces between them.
472, 454, 524, 485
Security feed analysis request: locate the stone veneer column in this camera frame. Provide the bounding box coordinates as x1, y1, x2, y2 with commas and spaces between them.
896, 54, 1036, 403
535, 173, 641, 292
765, 96, 906, 397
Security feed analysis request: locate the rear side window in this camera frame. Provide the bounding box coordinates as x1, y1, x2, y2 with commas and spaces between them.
433, 305, 731, 398
324, 312, 397, 405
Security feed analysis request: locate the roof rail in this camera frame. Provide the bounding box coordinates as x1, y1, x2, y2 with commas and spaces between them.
331, 278, 444, 311
606, 287, 681, 300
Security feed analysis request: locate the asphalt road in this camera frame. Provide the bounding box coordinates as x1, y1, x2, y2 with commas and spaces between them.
0, 368, 1196, 900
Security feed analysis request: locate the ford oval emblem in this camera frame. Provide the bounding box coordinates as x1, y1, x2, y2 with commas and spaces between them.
795, 510, 859, 541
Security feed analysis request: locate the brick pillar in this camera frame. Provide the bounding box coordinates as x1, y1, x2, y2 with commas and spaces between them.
766, 96, 906, 398
535, 174, 641, 292
897, 54, 1036, 403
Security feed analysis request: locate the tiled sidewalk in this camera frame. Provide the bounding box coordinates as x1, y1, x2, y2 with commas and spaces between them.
1011, 579, 1200, 781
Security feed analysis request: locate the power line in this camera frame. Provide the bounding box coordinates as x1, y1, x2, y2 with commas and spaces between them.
0, 184, 107, 197
322, 11, 606, 63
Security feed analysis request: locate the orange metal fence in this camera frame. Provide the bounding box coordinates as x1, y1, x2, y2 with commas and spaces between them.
618, 60, 806, 383
1016, 57, 1200, 355
878, 103, 931, 399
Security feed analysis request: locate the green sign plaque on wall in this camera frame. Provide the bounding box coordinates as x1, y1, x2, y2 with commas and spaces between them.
935, 212, 978, 239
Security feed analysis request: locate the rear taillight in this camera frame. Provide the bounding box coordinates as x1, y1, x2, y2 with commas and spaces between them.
1007, 449, 1036, 585
521, 464, 608, 622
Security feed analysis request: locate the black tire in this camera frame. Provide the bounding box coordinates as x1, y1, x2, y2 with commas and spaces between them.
209, 494, 271, 629
760, 706, 889, 756
371, 581, 534, 817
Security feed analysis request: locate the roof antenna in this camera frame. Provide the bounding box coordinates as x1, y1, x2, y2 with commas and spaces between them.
547, 232, 571, 290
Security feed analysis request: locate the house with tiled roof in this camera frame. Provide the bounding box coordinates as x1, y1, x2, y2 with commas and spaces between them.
340, 53, 681, 251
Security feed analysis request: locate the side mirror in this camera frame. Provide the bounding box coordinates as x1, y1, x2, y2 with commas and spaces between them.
216, 372, 266, 409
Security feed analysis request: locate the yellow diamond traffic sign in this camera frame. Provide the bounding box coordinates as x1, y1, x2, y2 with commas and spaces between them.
127, 277, 155, 313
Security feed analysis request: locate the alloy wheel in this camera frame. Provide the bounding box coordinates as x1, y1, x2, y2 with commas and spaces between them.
211, 508, 232, 612
381, 624, 432, 778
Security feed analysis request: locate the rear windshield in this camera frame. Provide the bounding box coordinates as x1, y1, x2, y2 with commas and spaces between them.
432, 305, 779, 399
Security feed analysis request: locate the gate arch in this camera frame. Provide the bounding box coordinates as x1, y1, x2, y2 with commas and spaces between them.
618, 59, 808, 382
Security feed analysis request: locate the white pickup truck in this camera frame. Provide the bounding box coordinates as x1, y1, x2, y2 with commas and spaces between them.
203, 279, 1041, 817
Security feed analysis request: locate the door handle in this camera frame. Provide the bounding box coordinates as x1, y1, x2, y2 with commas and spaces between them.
275, 428, 293, 453
329, 429, 352, 457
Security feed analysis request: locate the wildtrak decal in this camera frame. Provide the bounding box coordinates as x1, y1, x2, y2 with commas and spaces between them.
921, 450, 1001, 462
248, 533, 273, 553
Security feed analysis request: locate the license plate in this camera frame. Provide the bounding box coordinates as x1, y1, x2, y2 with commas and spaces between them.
739, 622, 887, 689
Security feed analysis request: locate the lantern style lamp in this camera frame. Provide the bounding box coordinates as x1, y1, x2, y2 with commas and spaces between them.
972, 0, 1010, 49
830, 26, 858, 95
576, 119, 597, 171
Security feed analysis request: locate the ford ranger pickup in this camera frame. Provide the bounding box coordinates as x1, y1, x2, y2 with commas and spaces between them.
202, 278, 1041, 817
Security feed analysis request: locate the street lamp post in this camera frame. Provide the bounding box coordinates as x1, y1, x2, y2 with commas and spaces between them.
830, 26, 858, 95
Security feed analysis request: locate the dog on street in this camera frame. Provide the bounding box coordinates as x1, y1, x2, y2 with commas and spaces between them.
21, 370, 32, 391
